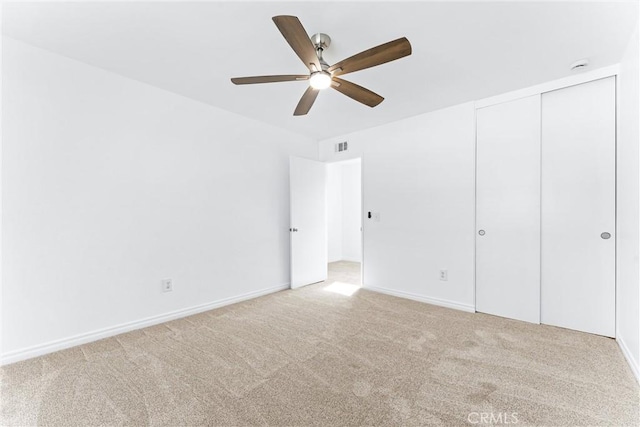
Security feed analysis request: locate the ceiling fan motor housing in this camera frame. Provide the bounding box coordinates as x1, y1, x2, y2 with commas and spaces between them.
311, 33, 331, 50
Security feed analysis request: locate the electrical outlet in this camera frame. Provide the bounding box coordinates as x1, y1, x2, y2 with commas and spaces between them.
161, 278, 173, 293
439, 270, 448, 281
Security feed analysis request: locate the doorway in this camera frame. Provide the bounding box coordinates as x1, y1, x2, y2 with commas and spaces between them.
326, 158, 362, 287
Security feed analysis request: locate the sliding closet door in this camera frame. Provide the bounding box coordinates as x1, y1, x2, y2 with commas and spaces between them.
476, 95, 541, 324
541, 77, 616, 337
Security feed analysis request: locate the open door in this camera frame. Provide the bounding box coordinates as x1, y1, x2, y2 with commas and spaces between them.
290, 156, 327, 288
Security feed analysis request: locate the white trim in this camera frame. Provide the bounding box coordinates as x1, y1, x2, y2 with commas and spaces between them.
617, 335, 640, 383
360, 153, 365, 287
0, 284, 289, 366
475, 64, 620, 109
472, 103, 477, 311
365, 285, 475, 313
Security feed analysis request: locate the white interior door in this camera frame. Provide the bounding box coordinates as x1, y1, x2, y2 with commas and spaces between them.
476, 95, 541, 324
541, 77, 616, 337
290, 156, 327, 289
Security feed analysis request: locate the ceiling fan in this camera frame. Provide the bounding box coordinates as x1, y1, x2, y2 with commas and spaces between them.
231, 15, 412, 116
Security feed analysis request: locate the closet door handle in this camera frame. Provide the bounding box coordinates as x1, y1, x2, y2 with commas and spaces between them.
478, 230, 486, 236
601, 232, 611, 239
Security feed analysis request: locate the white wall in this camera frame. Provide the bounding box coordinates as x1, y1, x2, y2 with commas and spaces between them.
1, 38, 317, 363
321, 66, 640, 378
326, 163, 343, 262
326, 160, 361, 263
617, 23, 640, 380
341, 161, 361, 262
320, 103, 476, 311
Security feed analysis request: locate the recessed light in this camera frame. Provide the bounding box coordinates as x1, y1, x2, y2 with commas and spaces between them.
570, 59, 589, 71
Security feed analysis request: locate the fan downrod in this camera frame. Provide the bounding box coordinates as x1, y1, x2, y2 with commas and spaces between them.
310, 33, 331, 71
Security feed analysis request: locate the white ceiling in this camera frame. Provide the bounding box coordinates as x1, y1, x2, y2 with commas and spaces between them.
3, 1, 638, 140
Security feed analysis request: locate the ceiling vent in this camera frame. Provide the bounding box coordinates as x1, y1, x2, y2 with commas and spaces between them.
335, 141, 348, 152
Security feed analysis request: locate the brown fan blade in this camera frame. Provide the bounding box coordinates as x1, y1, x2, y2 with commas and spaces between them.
328, 37, 412, 77
272, 16, 321, 72
294, 86, 320, 116
231, 75, 309, 85
331, 77, 384, 108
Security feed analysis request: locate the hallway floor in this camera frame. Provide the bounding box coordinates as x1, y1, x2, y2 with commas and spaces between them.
326, 261, 361, 286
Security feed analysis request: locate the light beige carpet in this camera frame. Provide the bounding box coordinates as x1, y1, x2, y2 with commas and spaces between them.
1, 261, 638, 426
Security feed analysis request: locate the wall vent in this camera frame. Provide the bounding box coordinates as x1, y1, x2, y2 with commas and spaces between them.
335, 141, 348, 152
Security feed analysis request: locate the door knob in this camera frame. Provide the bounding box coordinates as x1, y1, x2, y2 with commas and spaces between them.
478, 230, 485, 236
601, 232, 611, 239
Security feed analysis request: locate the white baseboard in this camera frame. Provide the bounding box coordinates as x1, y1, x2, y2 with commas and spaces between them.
1, 284, 289, 366
365, 285, 475, 313
328, 258, 361, 263
617, 334, 640, 383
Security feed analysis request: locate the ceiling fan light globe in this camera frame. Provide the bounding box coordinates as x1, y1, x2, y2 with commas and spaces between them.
309, 72, 332, 90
